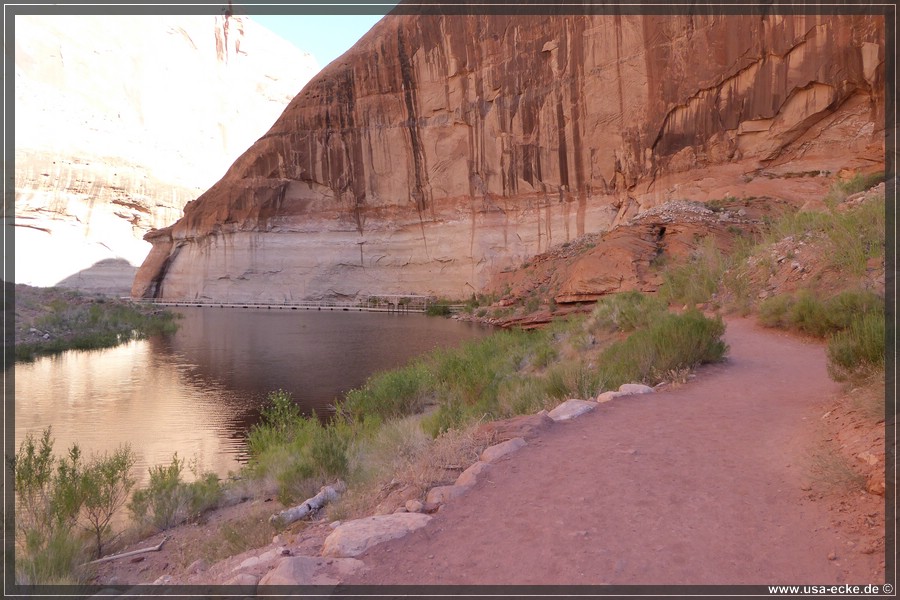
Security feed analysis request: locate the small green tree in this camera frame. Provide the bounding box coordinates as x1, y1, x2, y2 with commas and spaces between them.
78, 446, 137, 558
10, 427, 85, 584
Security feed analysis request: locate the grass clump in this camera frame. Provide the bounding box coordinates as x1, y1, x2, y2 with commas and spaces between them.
596, 310, 728, 388
425, 304, 452, 316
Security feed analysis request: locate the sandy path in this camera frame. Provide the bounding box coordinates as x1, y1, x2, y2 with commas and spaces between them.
340, 317, 884, 586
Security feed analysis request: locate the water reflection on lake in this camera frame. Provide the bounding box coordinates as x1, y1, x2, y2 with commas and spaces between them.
14, 308, 491, 483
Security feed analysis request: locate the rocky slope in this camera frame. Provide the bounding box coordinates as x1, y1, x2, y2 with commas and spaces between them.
15, 14, 318, 293
133, 12, 885, 302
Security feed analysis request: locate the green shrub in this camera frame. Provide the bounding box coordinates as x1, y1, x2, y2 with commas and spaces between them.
128, 453, 223, 532
128, 454, 189, 532
348, 416, 431, 483
596, 310, 728, 388
247, 390, 303, 453
658, 239, 726, 306
827, 312, 885, 381
590, 291, 667, 333
184, 460, 223, 522
16, 528, 86, 586
339, 362, 433, 422
11, 428, 87, 584
496, 376, 548, 417
524, 296, 541, 313
78, 446, 137, 558
425, 304, 452, 317
543, 361, 604, 401
421, 399, 467, 438
542, 366, 570, 401
785, 291, 830, 337
759, 290, 883, 339
246, 391, 352, 504
529, 340, 558, 369
832, 171, 885, 198
761, 193, 884, 276
757, 293, 794, 329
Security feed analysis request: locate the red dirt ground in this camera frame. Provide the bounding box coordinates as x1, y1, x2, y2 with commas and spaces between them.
339, 317, 885, 586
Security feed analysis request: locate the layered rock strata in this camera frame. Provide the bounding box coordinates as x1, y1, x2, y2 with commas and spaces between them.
14, 14, 318, 291
133, 13, 885, 301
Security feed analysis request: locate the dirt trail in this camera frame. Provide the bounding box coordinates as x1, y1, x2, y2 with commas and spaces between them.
341, 317, 884, 585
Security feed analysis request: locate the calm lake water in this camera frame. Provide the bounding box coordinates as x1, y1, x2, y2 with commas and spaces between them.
13, 308, 491, 483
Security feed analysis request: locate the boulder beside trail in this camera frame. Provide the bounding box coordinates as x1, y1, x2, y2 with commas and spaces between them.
480, 437, 527, 463
321, 513, 432, 558
618, 383, 655, 395
548, 399, 597, 422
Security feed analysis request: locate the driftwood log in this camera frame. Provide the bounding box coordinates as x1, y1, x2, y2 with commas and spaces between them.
269, 480, 346, 527
84, 535, 169, 565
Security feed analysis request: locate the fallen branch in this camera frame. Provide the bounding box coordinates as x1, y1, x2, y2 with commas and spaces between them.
270, 480, 346, 528
84, 535, 169, 566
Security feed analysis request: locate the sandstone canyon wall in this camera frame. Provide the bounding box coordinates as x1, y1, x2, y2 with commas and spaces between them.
14, 14, 318, 293
133, 12, 885, 302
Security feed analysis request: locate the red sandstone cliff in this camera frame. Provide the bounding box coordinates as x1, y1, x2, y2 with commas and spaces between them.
133, 11, 885, 302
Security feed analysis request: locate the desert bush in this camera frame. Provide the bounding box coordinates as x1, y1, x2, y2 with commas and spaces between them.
760, 193, 884, 276
128, 453, 222, 532
421, 330, 537, 435
339, 362, 433, 422
596, 310, 727, 388
425, 303, 452, 317
421, 399, 469, 438
128, 454, 189, 531
78, 446, 137, 558
827, 171, 885, 204
827, 311, 885, 381
348, 416, 431, 483
496, 375, 550, 417
759, 289, 883, 339
528, 338, 558, 369
543, 360, 604, 401
590, 291, 667, 333
246, 391, 352, 504
10, 428, 86, 584
246, 390, 304, 453
757, 289, 884, 381
11, 429, 141, 581
658, 238, 727, 306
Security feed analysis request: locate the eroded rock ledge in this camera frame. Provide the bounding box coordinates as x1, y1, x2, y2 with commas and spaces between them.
133, 12, 885, 302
